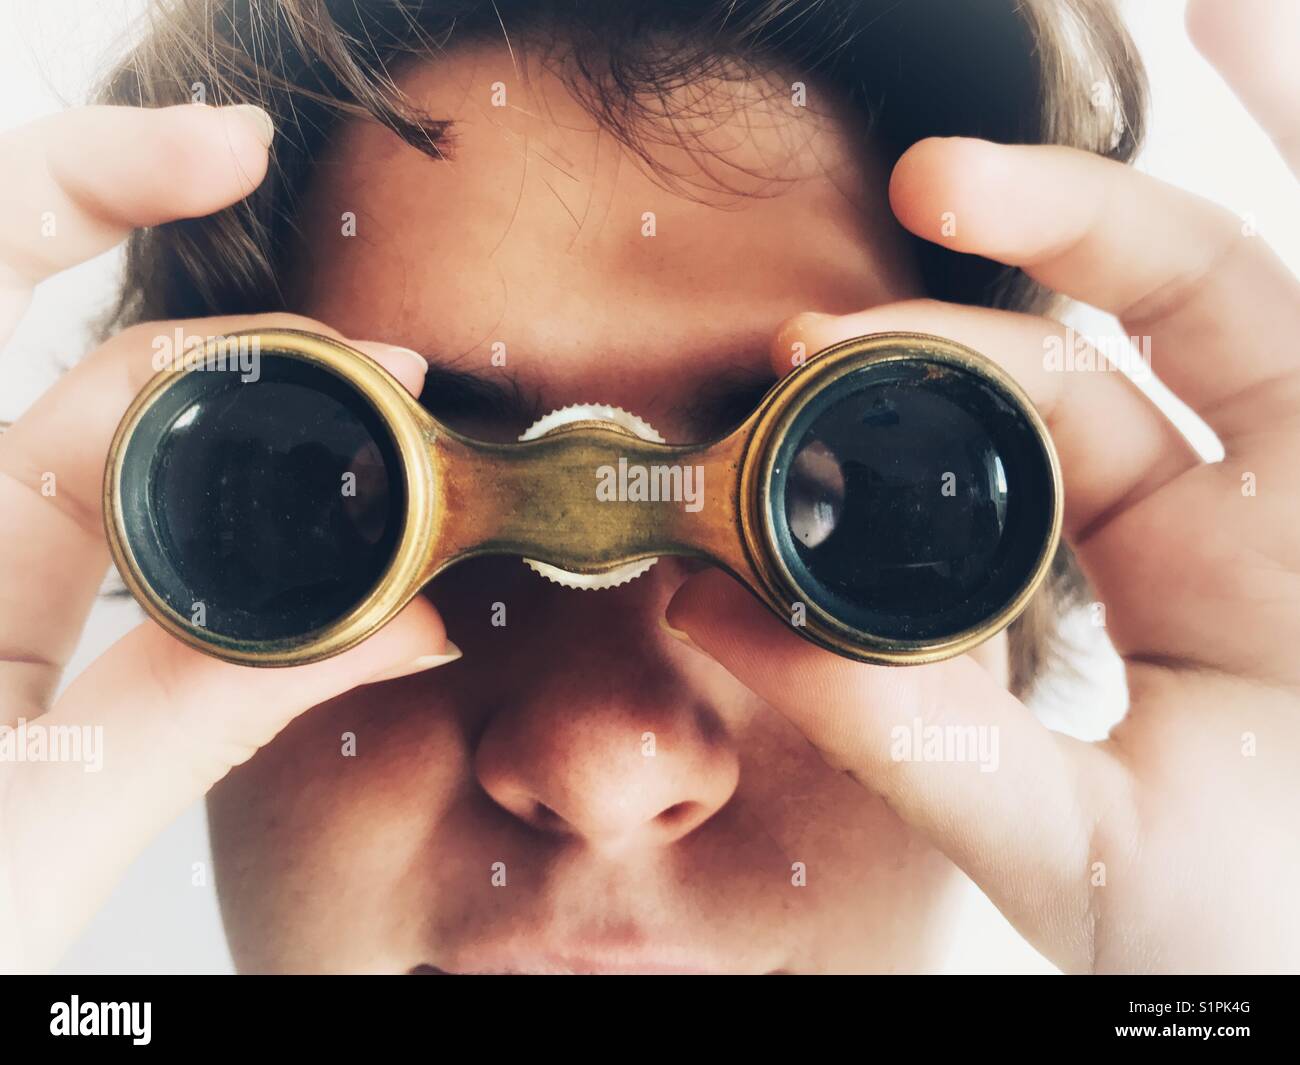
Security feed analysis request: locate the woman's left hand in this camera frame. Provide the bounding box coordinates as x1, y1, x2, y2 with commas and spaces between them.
667, 0, 1300, 973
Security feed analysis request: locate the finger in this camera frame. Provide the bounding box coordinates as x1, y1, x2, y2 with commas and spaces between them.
2, 596, 458, 972
774, 300, 1200, 544
1187, 0, 1300, 177
888, 138, 1300, 445
774, 301, 1300, 684
666, 569, 1123, 974
0, 104, 274, 345
0, 316, 428, 714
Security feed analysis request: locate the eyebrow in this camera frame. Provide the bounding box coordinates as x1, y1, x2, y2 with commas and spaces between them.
418, 358, 778, 439
418, 361, 543, 428
672, 365, 779, 437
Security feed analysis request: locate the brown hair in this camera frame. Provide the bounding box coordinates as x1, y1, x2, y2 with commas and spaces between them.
96, 0, 1147, 698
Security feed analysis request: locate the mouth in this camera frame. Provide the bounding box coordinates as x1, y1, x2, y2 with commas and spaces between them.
409, 938, 740, 975
409, 961, 726, 975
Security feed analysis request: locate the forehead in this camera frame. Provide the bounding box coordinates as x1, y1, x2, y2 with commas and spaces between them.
291, 40, 915, 434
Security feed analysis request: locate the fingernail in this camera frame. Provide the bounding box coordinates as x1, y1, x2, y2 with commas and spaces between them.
227, 104, 275, 149
371, 640, 463, 682
659, 615, 712, 659
658, 615, 694, 645
356, 341, 428, 379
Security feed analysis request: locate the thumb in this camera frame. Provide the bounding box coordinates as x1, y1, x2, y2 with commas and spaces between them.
666, 568, 1118, 973
1, 103, 275, 344
3, 596, 455, 971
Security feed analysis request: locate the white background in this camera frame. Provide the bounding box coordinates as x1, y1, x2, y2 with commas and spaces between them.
0, 0, 1295, 974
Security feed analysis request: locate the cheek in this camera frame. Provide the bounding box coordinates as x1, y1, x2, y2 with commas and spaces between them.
207, 681, 472, 972
733, 731, 962, 973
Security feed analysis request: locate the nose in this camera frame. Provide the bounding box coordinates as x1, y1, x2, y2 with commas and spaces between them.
473, 633, 740, 853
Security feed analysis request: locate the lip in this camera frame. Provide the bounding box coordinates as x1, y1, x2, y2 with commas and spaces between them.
419, 936, 738, 975
414, 959, 724, 975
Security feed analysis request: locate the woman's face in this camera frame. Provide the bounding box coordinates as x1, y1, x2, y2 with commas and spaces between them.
207, 40, 1002, 973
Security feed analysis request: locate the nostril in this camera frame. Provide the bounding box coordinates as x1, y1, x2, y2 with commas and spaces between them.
532, 801, 565, 830
656, 801, 700, 829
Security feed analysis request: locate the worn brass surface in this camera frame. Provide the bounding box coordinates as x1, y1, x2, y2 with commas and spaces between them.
104, 329, 1062, 667
103, 330, 438, 666
738, 332, 1064, 665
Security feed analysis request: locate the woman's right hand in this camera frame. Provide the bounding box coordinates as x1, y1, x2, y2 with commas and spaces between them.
0, 103, 457, 973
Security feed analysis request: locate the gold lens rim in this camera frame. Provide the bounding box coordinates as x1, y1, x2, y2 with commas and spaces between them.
105, 328, 1061, 669
737, 331, 1064, 666
103, 329, 437, 667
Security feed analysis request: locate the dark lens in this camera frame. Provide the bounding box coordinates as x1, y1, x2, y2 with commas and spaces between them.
118, 353, 406, 643
768, 357, 1054, 643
